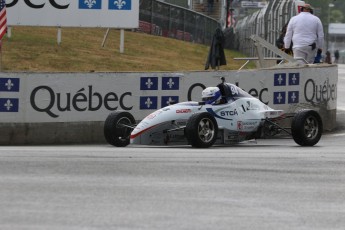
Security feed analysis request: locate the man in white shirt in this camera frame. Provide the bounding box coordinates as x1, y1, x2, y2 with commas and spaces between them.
284, 4, 324, 64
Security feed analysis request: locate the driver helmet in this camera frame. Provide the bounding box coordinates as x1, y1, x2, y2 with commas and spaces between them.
202, 87, 222, 105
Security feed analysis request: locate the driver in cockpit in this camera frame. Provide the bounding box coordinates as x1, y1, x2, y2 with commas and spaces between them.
201, 87, 226, 105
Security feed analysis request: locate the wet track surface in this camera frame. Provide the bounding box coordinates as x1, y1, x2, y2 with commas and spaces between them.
0, 65, 345, 230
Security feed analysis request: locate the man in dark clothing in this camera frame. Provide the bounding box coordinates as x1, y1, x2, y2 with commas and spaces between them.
276, 22, 293, 63
334, 50, 339, 63
205, 28, 227, 70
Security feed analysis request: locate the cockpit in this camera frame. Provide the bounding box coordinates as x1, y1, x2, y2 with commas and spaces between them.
217, 83, 253, 103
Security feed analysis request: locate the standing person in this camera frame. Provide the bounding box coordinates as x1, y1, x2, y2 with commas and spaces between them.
314, 49, 323, 63
284, 4, 324, 64
334, 50, 339, 63
325, 51, 332, 64
276, 22, 288, 50
276, 22, 293, 63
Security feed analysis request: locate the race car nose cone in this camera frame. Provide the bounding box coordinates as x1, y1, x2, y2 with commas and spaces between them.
130, 135, 140, 144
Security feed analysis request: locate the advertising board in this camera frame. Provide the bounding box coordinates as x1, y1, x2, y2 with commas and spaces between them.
6, 0, 139, 28
241, 1, 267, 8
0, 66, 338, 123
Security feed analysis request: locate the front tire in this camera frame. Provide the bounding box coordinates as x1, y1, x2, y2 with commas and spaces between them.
185, 112, 218, 148
291, 110, 322, 146
104, 111, 136, 147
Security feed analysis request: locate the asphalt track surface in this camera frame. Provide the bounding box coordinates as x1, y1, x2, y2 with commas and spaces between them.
1, 65, 345, 230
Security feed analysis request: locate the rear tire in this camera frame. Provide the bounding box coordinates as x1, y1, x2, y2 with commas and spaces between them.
185, 112, 218, 148
104, 111, 135, 147
291, 110, 322, 146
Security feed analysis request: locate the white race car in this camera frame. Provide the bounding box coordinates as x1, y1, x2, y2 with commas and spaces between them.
104, 79, 323, 148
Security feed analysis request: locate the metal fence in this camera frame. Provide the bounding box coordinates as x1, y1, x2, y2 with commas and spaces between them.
139, 0, 220, 45
234, 0, 300, 57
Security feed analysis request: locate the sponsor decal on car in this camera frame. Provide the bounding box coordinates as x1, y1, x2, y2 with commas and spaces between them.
220, 109, 238, 116
237, 121, 259, 131
176, 109, 191, 114
206, 108, 234, 120
269, 111, 283, 116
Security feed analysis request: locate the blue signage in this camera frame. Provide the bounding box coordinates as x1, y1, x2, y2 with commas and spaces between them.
288, 91, 299, 104
140, 96, 158, 110
161, 96, 179, 108
273, 92, 286, 104
273, 72, 301, 105
109, 0, 131, 10
162, 77, 179, 90
140, 77, 158, 90
0, 78, 20, 92
0, 98, 19, 112
289, 73, 300, 85
79, 0, 102, 9
274, 73, 286, 86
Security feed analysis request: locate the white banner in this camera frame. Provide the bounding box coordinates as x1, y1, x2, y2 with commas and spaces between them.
0, 66, 338, 123
241, 1, 267, 8
6, 0, 139, 28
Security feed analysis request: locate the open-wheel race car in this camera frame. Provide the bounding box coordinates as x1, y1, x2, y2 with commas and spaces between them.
104, 78, 323, 148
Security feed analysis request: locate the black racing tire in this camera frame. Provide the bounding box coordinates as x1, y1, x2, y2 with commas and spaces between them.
291, 110, 323, 146
104, 111, 136, 147
185, 112, 218, 148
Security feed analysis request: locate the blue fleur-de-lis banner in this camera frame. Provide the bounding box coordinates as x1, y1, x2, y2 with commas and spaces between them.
0, 98, 19, 112
273, 92, 286, 104
273, 72, 300, 105
79, 0, 102, 9
161, 96, 179, 108
140, 96, 158, 110
288, 91, 299, 104
109, 0, 132, 10
288, 73, 300, 85
140, 77, 158, 90
274, 73, 286, 86
162, 77, 179, 90
0, 78, 20, 92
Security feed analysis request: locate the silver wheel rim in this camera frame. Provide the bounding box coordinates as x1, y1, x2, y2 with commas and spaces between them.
197, 118, 215, 143
116, 117, 132, 139
304, 116, 319, 139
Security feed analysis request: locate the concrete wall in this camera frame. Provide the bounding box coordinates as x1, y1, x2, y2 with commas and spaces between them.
0, 64, 338, 145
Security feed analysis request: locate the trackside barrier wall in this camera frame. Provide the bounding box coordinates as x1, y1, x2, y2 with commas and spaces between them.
0, 65, 337, 144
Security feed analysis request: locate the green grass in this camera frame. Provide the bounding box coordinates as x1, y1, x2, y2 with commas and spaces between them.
1, 26, 253, 72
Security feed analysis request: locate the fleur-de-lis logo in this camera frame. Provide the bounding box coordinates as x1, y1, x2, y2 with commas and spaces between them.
4, 99, 13, 111
145, 78, 153, 89
167, 78, 175, 89
5, 79, 14, 90
145, 97, 152, 108
84, 0, 96, 8
114, 0, 126, 9
276, 93, 283, 103
290, 92, 297, 102
166, 97, 174, 106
